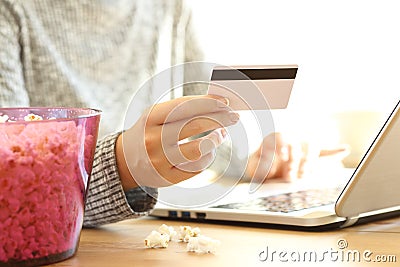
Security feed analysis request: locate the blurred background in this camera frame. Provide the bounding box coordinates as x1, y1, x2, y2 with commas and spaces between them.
186, 0, 399, 167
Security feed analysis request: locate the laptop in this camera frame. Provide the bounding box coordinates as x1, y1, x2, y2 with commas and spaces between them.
150, 100, 400, 230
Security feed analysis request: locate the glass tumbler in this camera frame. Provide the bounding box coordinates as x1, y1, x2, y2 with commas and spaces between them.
0, 107, 101, 266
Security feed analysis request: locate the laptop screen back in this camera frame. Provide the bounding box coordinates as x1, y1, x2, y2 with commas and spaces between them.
336, 100, 400, 218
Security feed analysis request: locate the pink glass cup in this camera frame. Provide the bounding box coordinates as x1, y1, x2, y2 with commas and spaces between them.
0, 107, 101, 266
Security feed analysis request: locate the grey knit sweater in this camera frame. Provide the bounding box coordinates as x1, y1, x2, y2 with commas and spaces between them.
0, 0, 202, 227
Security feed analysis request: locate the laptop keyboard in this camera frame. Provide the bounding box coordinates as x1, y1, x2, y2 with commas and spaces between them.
211, 187, 343, 213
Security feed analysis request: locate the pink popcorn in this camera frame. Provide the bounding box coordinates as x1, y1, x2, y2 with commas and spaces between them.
0, 108, 100, 266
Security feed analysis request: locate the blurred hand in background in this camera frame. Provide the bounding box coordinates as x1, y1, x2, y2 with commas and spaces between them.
245, 132, 349, 183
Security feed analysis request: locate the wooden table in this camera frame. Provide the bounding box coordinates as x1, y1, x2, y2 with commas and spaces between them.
50, 216, 400, 267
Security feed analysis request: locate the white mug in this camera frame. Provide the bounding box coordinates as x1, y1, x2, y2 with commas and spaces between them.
332, 110, 386, 168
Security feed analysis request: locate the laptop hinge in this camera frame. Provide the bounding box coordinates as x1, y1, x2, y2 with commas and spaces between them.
340, 216, 359, 228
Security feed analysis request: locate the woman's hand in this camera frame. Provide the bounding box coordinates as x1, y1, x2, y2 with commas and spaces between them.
245, 132, 348, 183
116, 95, 239, 190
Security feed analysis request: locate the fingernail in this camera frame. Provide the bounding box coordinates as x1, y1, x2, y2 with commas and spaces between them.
220, 128, 227, 138
230, 112, 240, 123
217, 97, 230, 108
217, 128, 228, 143
280, 146, 289, 161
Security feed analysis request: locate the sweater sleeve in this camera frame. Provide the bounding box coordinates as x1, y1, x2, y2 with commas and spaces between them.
83, 132, 158, 227
0, 1, 30, 106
